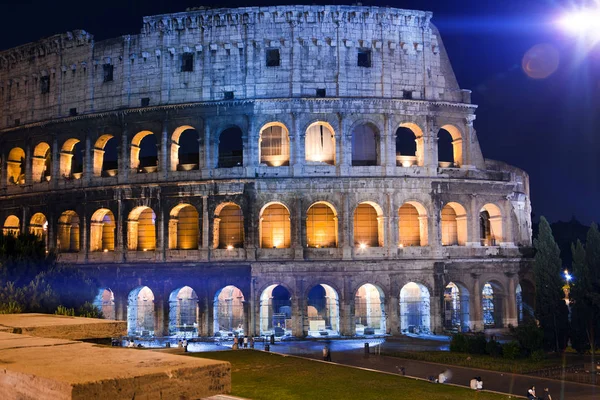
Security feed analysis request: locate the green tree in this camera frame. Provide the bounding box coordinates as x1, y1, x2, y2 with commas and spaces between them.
569, 240, 593, 353
533, 217, 569, 351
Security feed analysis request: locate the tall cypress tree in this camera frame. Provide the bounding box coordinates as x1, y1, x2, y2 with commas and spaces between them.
533, 217, 570, 351
570, 240, 591, 353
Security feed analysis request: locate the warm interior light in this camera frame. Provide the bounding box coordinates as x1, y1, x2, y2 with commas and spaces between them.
359, 243, 367, 250
398, 243, 404, 248
143, 248, 147, 252
273, 240, 282, 248
227, 245, 234, 250
103, 249, 108, 252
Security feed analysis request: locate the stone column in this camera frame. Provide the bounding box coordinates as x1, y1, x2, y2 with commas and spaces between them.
159, 120, 168, 180
81, 211, 89, 262
153, 291, 169, 337
339, 276, 354, 336
0, 149, 7, 190
116, 196, 125, 261
293, 197, 304, 259
47, 210, 56, 252
467, 196, 479, 246
157, 201, 166, 261
423, 118, 438, 173
388, 291, 400, 336
338, 113, 350, 175
115, 290, 129, 322
118, 127, 129, 184
24, 143, 32, 186
384, 113, 395, 171
470, 275, 483, 332
292, 112, 303, 177
341, 194, 352, 259
292, 278, 305, 337
51, 136, 59, 189
506, 274, 518, 327
203, 123, 212, 170
248, 277, 257, 337
197, 294, 210, 337
83, 133, 92, 184
430, 295, 443, 335
202, 196, 209, 248
244, 115, 257, 177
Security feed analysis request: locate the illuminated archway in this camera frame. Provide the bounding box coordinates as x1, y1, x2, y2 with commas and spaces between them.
259, 203, 291, 248
130, 131, 157, 172
3, 215, 20, 236
60, 139, 83, 179
6, 147, 25, 185
480, 203, 503, 246
214, 203, 244, 249
90, 208, 115, 252
398, 202, 428, 247
354, 283, 386, 335
353, 202, 382, 247
213, 285, 245, 337
306, 202, 338, 248
127, 286, 155, 336
400, 282, 431, 334
395, 123, 422, 167
169, 204, 199, 250
169, 286, 198, 336
259, 123, 290, 167
441, 202, 467, 246
93, 288, 116, 320
93, 134, 118, 177
32, 142, 51, 182
57, 211, 80, 252
127, 206, 156, 251
171, 126, 199, 171
307, 283, 340, 337
305, 122, 335, 165
438, 125, 463, 167
259, 284, 292, 337
444, 282, 470, 332
482, 281, 504, 329
29, 212, 48, 240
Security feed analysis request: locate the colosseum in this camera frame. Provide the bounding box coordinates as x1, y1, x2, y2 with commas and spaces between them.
0, 5, 533, 339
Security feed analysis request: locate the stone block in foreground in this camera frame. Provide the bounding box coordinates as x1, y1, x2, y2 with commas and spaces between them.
0, 313, 126, 340
0, 332, 231, 400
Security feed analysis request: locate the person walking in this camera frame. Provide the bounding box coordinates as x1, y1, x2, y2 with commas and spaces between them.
233, 336, 239, 350
326, 346, 332, 361
322, 345, 328, 361
243, 336, 248, 348
182, 339, 188, 352
249, 337, 255, 349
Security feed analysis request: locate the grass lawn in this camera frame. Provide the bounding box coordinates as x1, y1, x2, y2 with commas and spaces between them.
381, 351, 561, 374
192, 350, 513, 400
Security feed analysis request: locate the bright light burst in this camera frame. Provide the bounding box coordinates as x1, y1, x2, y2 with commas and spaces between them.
557, 7, 600, 40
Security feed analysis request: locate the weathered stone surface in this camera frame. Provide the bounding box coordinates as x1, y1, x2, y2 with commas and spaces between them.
0, 332, 231, 400
0, 313, 126, 340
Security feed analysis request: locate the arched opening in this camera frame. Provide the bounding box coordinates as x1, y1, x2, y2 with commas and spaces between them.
259, 203, 291, 248
93, 288, 115, 320
215, 203, 244, 249
518, 280, 536, 324
218, 127, 243, 168
32, 142, 51, 182
127, 286, 155, 336
259, 123, 290, 167
395, 124, 420, 167
213, 285, 245, 337
307, 284, 340, 337
400, 282, 431, 334
444, 282, 470, 332
306, 202, 337, 248
127, 206, 156, 251
60, 139, 83, 179
131, 131, 157, 173
351, 123, 379, 166
57, 211, 80, 252
172, 126, 200, 171
354, 283, 385, 336
94, 135, 118, 177
259, 284, 292, 337
482, 281, 504, 329
398, 202, 428, 247
29, 213, 48, 244
3, 215, 20, 236
169, 204, 199, 250
169, 286, 198, 337
305, 122, 335, 165
438, 125, 463, 167
441, 202, 467, 246
90, 209, 115, 252
480, 203, 503, 246
353, 202, 382, 247
6, 147, 25, 185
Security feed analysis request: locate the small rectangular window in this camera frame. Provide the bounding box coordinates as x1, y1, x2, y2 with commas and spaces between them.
141, 97, 150, 107
357, 49, 372, 68
224, 91, 234, 100
402, 90, 413, 100
316, 88, 326, 97
14, 119, 20, 126
40, 76, 50, 94
69, 108, 78, 116
181, 52, 194, 72
103, 64, 114, 82
266, 49, 280, 67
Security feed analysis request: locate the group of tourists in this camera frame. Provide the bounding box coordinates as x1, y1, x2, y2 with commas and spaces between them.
527, 386, 552, 400
232, 335, 254, 350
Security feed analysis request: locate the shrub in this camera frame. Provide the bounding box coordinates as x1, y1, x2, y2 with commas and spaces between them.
55, 305, 75, 316
502, 341, 521, 360
510, 323, 544, 356
467, 333, 487, 354
530, 349, 546, 362
450, 333, 468, 353
486, 338, 502, 357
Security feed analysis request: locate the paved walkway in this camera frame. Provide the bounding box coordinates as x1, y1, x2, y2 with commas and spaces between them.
263, 339, 599, 400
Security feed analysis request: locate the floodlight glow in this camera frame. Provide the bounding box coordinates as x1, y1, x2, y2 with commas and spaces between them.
226, 245, 234, 250
359, 243, 367, 249
558, 9, 600, 38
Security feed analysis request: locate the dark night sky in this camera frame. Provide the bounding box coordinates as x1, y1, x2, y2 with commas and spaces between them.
1, 0, 599, 224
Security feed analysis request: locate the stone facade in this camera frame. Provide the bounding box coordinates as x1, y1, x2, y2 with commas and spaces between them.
0, 5, 533, 338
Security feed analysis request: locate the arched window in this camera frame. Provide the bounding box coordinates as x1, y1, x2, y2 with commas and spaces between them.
307, 284, 340, 337
400, 282, 431, 334
57, 211, 80, 252
32, 142, 51, 182
60, 139, 83, 179
213, 285, 245, 336
172, 126, 200, 171
260, 203, 291, 248
218, 127, 243, 168
306, 202, 337, 248
395, 124, 421, 167
131, 131, 157, 173
398, 202, 428, 247
127, 286, 155, 336
90, 209, 115, 252
441, 202, 467, 246
260, 123, 290, 167
354, 283, 386, 335
29, 213, 48, 238
169, 286, 198, 336
305, 122, 335, 165
444, 282, 470, 332
480, 204, 503, 246
93, 288, 116, 320
259, 284, 292, 337
482, 282, 504, 328
215, 204, 244, 249
6, 147, 25, 185
94, 135, 118, 177
3, 215, 20, 236
169, 204, 199, 250
438, 125, 463, 167
128, 206, 156, 251
351, 123, 378, 166
353, 203, 382, 247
